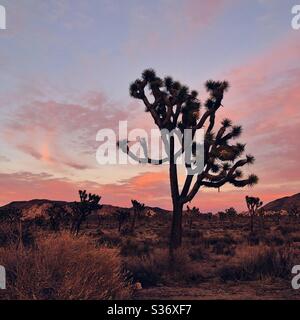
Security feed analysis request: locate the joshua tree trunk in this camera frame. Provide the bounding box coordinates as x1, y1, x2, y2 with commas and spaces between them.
169, 136, 182, 254
170, 201, 183, 252
250, 212, 254, 233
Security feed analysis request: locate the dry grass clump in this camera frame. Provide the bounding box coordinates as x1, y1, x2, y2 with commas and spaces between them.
0, 233, 132, 300
120, 237, 151, 257
124, 248, 204, 287
219, 245, 294, 282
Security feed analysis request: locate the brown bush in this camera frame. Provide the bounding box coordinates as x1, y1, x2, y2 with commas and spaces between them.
120, 238, 150, 257
219, 245, 294, 282
124, 248, 204, 287
189, 245, 206, 261
0, 233, 132, 300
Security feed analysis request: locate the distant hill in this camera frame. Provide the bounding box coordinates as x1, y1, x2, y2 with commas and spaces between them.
0, 199, 170, 220
263, 193, 300, 212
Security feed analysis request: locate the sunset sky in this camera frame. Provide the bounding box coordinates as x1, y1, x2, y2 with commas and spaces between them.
0, 0, 299, 212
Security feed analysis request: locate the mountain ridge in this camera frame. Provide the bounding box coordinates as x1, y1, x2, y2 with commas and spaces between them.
262, 193, 300, 212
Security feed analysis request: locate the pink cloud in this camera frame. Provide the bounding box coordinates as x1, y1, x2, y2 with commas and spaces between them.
124, 0, 231, 58
4, 91, 135, 171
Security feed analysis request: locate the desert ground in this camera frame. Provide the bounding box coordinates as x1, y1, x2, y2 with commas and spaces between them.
0, 200, 300, 300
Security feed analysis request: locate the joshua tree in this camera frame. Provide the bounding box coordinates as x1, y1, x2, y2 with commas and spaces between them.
115, 209, 131, 233
245, 196, 263, 233
119, 69, 258, 253
186, 205, 200, 229
130, 200, 145, 232
70, 190, 102, 235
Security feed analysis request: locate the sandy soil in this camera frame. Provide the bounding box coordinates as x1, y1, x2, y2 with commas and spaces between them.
134, 280, 300, 300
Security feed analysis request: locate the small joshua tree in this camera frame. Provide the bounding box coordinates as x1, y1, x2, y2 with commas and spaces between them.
186, 205, 200, 229
130, 200, 145, 232
119, 69, 258, 254
116, 209, 130, 233
70, 190, 102, 235
245, 196, 263, 233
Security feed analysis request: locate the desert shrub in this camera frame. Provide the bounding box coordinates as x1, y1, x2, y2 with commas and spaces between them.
0, 222, 35, 248
264, 234, 285, 246
206, 233, 236, 246
277, 225, 298, 236
0, 233, 132, 300
120, 238, 150, 257
21, 226, 35, 247
185, 230, 205, 246
124, 248, 203, 287
212, 242, 235, 256
189, 245, 205, 261
97, 233, 121, 247
33, 216, 47, 228
219, 245, 294, 282
120, 225, 133, 236
185, 229, 202, 239
289, 233, 300, 243
0, 223, 13, 246
247, 232, 260, 246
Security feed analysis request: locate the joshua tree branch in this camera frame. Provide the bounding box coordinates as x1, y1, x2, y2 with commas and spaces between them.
183, 156, 253, 203
117, 139, 168, 165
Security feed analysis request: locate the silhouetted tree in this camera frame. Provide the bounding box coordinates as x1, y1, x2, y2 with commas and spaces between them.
245, 196, 263, 233
225, 207, 238, 218
115, 209, 130, 233
186, 205, 200, 229
119, 69, 258, 254
70, 190, 102, 235
130, 200, 145, 232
